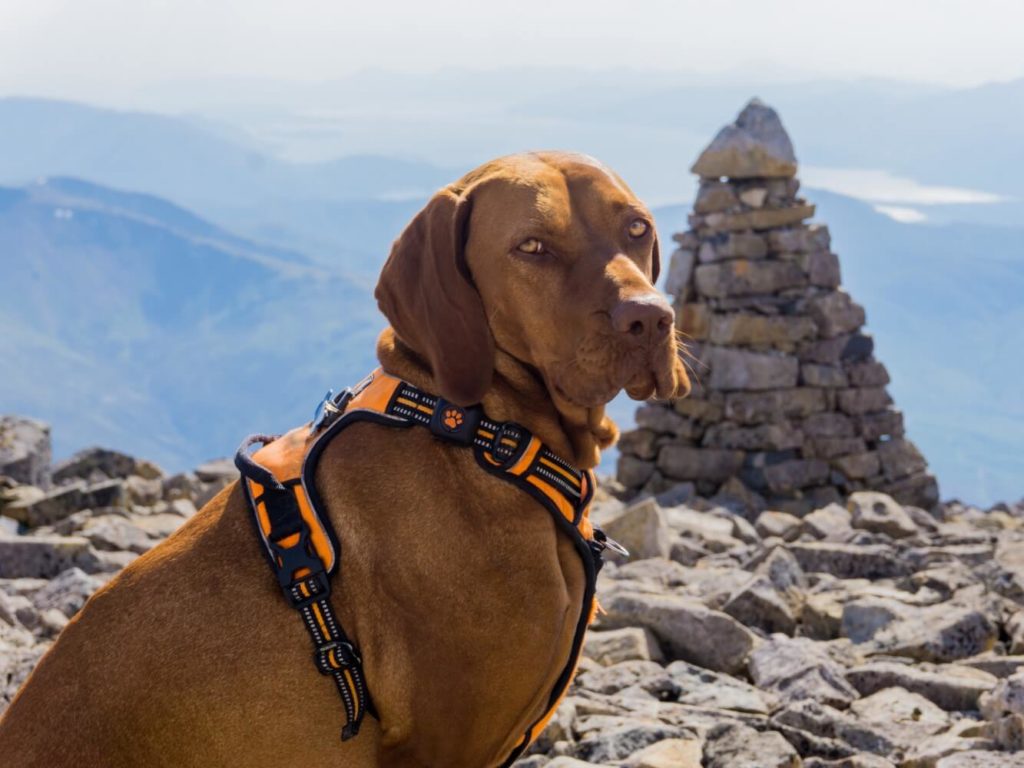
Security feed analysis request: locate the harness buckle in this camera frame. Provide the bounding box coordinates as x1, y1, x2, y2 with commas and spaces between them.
313, 639, 361, 676
428, 399, 483, 446
490, 422, 531, 468
269, 526, 331, 604
311, 388, 353, 434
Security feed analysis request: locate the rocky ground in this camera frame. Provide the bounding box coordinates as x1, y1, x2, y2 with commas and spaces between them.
2, 416, 1024, 766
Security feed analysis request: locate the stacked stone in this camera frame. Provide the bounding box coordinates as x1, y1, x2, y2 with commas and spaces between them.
618, 99, 939, 514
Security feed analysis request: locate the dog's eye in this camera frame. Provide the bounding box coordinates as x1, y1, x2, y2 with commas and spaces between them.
517, 238, 545, 254
628, 219, 650, 238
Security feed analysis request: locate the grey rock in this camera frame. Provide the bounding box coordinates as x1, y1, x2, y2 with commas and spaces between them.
847, 687, 950, 755
80, 515, 153, 554
617, 455, 656, 488
856, 410, 904, 441
935, 753, 1024, 767
702, 722, 801, 768
600, 499, 670, 561
799, 333, 874, 366
709, 314, 816, 350
666, 660, 775, 714
758, 458, 830, 495
755, 511, 802, 541
706, 347, 799, 391
802, 503, 854, 540
845, 360, 890, 388
0, 416, 51, 488
30, 567, 104, 618
691, 99, 797, 180
574, 723, 686, 764
787, 542, 907, 579
841, 597, 912, 644
723, 575, 796, 634
870, 604, 997, 663
620, 737, 702, 768
847, 492, 917, 538
725, 388, 827, 425
702, 422, 803, 451
837, 388, 893, 416
664, 248, 695, 298
846, 661, 997, 711
695, 260, 806, 298
979, 671, 1024, 719
0, 534, 101, 578
13, 479, 126, 528
657, 446, 743, 483
877, 439, 928, 481
193, 458, 238, 484
801, 250, 842, 288
801, 364, 849, 388
809, 291, 867, 338
583, 628, 664, 666
52, 447, 156, 485
694, 180, 739, 213
749, 635, 860, 708
601, 592, 756, 674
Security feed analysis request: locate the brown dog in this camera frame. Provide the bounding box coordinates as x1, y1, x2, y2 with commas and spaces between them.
0, 152, 689, 767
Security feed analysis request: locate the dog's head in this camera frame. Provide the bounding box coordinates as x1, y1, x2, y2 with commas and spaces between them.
375, 151, 690, 413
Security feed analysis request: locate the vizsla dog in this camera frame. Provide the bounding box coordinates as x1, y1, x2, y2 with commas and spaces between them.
0, 152, 689, 767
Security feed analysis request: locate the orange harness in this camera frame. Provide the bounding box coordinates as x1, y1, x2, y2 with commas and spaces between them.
234, 368, 617, 764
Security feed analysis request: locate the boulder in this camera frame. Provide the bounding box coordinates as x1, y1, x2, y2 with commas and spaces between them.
0, 416, 51, 488
583, 628, 664, 666
695, 260, 806, 298
845, 661, 997, 711
0, 534, 101, 578
722, 575, 796, 634
656, 446, 744, 483
787, 542, 907, 579
11, 479, 126, 528
52, 447, 157, 485
702, 723, 801, 768
847, 492, 918, 539
621, 737, 702, 768
749, 635, 860, 708
870, 604, 997, 663
691, 99, 797, 180
574, 723, 687, 764
599, 499, 670, 561
601, 592, 756, 674
30, 567, 104, 618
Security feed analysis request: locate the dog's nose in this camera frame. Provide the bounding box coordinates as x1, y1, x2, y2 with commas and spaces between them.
611, 295, 674, 340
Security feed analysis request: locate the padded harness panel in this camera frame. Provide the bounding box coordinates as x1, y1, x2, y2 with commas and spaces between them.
236, 368, 606, 763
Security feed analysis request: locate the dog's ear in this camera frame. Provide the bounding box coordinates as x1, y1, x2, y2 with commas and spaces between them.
375, 187, 495, 406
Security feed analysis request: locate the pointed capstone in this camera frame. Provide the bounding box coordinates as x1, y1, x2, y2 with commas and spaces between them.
691, 98, 798, 180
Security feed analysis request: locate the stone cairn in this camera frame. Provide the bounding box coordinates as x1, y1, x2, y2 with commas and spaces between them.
617, 99, 939, 515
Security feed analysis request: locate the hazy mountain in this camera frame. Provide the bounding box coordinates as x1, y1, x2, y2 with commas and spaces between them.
0, 97, 453, 211
0, 178, 381, 470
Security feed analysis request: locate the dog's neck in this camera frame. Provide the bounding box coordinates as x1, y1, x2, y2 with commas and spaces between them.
376, 328, 617, 469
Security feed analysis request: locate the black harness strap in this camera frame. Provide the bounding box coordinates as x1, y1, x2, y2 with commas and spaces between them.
236, 438, 370, 741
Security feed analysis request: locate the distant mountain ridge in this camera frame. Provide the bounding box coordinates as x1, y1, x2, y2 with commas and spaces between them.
0, 176, 380, 470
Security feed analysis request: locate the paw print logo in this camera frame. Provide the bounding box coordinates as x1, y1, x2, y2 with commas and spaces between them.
442, 407, 464, 431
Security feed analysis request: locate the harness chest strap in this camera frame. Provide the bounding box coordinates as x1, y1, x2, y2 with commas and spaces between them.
235, 368, 620, 760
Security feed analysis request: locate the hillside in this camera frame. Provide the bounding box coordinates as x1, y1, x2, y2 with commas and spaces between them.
0, 178, 381, 470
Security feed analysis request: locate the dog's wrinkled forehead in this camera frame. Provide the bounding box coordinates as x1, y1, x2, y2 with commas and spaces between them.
464, 152, 644, 233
